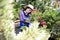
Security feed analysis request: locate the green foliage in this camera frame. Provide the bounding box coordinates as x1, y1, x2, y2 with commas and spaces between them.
36, 0, 51, 13
0, 0, 60, 40
13, 0, 37, 20
13, 1, 21, 20
13, 0, 52, 20
31, 7, 60, 29
51, 22, 60, 38
31, 7, 60, 39
0, 0, 8, 8
31, 12, 42, 22
0, 0, 16, 40
42, 9, 60, 29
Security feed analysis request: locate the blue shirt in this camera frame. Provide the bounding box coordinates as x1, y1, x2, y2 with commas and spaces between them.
19, 10, 31, 28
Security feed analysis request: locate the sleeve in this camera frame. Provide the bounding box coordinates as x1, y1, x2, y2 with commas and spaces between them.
19, 11, 25, 21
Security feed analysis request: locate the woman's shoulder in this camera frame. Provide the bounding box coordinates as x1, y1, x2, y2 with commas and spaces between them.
19, 10, 24, 14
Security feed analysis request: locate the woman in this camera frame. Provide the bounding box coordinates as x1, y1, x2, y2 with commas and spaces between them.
19, 4, 34, 28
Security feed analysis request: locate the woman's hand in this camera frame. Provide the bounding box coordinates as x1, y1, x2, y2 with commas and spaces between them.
25, 18, 30, 23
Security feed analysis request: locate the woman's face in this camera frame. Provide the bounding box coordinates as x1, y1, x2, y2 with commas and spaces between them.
25, 8, 32, 14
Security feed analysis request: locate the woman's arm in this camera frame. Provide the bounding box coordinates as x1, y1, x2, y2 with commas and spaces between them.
19, 11, 29, 23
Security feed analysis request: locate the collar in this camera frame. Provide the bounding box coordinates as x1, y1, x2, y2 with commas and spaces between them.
23, 10, 30, 17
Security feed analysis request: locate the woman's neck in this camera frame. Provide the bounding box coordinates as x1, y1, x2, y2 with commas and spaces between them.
24, 11, 28, 15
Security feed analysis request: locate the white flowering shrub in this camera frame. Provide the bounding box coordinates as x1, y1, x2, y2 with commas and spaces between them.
1, 0, 17, 40
2, 15, 50, 40
2, 17, 50, 40
16, 21, 50, 40
0, 17, 2, 31
2, 19, 16, 40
